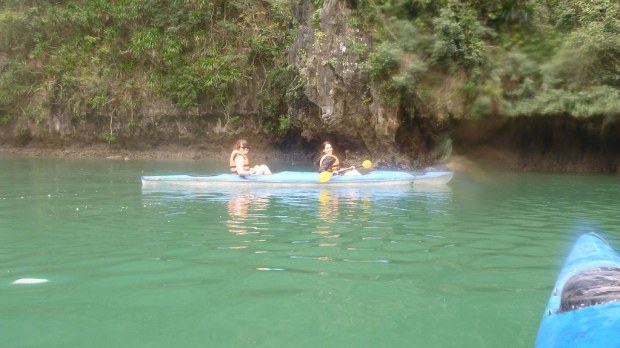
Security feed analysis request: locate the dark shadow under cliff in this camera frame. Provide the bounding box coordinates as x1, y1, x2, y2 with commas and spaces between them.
450, 115, 620, 173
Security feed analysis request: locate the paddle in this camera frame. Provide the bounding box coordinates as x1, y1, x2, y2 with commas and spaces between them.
319, 160, 372, 183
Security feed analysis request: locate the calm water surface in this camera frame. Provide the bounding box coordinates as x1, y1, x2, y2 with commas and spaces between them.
1, 157, 618, 347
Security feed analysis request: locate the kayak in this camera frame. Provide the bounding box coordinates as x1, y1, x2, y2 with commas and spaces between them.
141, 170, 453, 188
535, 232, 620, 347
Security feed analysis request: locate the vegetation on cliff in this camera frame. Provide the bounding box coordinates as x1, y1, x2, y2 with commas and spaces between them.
0, 0, 618, 157
0, 0, 296, 144
356, 0, 620, 120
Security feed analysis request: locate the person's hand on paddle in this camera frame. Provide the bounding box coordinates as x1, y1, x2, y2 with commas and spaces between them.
319, 161, 372, 182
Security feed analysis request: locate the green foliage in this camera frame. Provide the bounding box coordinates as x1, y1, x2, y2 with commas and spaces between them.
362, 16, 433, 106
0, 61, 36, 115
0, 112, 9, 125
88, 94, 110, 110
0, 0, 296, 137
364, 42, 402, 80
260, 66, 293, 140
353, 0, 619, 119
498, 0, 620, 117
430, 5, 492, 70
509, 86, 620, 117
263, 114, 290, 140
1, 0, 619, 142
541, 0, 616, 32
128, 28, 161, 55
543, 17, 620, 89
101, 131, 116, 144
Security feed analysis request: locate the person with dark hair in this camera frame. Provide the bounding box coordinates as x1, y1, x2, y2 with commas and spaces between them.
229, 139, 272, 177
318, 141, 361, 176
318, 141, 340, 174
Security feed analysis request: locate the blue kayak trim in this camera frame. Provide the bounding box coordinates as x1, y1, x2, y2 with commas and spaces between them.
141, 170, 453, 188
535, 232, 620, 347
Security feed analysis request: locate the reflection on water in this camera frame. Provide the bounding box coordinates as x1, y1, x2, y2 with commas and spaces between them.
227, 192, 270, 235
142, 185, 453, 217
141, 185, 454, 259
142, 186, 453, 278
317, 189, 339, 223
316, 189, 342, 247
142, 184, 452, 207
316, 189, 374, 247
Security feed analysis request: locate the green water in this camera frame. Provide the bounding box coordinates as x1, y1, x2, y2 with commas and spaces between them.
1, 157, 618, 347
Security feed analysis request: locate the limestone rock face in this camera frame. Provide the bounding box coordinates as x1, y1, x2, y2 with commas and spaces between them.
288, 0, 400, 155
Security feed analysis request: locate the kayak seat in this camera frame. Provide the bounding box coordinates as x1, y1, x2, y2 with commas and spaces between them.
560, 267, 620, 312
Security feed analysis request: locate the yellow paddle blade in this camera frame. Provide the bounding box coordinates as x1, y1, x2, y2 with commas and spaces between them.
362, 160, 372, 169
319, 171, 333, 183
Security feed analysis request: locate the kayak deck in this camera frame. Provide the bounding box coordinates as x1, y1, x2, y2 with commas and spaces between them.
141, 170, 453, 188
536, 232, 620, 347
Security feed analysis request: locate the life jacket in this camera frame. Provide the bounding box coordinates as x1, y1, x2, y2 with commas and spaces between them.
229, 150, 250, 174
319, 154, 340, 172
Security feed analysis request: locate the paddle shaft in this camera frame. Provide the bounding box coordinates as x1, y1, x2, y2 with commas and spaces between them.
319, 160, 372, 182
334, 166, 356, 175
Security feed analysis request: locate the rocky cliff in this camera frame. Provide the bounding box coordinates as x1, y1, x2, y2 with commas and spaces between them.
287, 1, 395, 156
287, 0, 452, 168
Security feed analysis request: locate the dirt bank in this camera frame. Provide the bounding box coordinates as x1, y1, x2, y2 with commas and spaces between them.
0, 142, 314, 164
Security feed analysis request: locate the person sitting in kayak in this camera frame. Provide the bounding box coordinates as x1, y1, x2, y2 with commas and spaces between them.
230, 139, 272, 177
318, 141, 360, 176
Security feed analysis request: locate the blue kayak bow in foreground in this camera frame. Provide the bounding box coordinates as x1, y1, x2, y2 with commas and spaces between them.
536, 232, 620, 347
